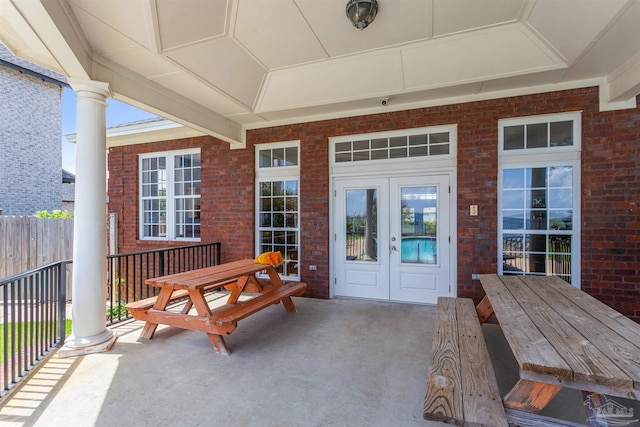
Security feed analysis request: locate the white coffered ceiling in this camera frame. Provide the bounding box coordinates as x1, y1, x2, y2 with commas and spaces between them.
2, 0, 640, 146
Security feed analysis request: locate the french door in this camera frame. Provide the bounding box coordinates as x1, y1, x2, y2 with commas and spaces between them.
333, 174, 452, 304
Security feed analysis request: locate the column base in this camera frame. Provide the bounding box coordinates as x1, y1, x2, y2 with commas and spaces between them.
57, 329, 118, 358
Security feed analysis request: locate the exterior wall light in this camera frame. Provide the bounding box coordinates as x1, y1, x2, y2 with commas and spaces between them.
346, 0, 378, 30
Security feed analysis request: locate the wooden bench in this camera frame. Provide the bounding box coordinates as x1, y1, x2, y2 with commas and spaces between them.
212, 281, 307, 326
423, 297, 508, 427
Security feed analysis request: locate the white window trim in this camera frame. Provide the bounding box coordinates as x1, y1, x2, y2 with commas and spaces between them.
330, 125, 457, 176
498, 112, 581, 287
255, 141, 301, 282
139, 148, 201, 242
499, 111, 582, 159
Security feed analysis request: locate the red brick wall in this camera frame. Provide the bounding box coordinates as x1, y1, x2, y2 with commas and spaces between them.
107, 86, 640, 320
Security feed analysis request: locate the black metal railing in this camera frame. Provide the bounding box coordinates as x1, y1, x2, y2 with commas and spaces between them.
106, 242, 221, 324
0, 261, 69, 396
0, 242, 221, 397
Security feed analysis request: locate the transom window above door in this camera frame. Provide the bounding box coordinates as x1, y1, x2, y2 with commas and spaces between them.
332, 126, 456, 165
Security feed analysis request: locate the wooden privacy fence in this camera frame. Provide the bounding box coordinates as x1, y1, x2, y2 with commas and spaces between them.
0, 216, 73, 286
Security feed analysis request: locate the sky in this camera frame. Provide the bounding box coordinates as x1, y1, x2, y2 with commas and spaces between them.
62, 87, 157, 174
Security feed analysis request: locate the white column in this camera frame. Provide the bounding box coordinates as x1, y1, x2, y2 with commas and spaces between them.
59, 79, 117, 357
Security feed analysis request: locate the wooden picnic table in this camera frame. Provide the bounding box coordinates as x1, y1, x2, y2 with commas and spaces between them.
477, 274, 640, 423
126, 259, 306, 355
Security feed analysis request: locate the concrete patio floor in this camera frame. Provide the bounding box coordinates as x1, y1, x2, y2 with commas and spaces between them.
0, 296, 638, 427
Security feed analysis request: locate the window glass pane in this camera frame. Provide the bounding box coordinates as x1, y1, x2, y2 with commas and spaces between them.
260, 213, 271, 227
503, 189, 524, 209
409, 146, 428, 157
273, 181, 284, 196
259, 149, 271, 168
549, 166, 572, 188
549, 210, 572, 230
502, 234, 524, 273
353, 151, 369, 161
272, 148, 285, 167
526, 189, 546, 209
286, 197, 298, 212
526, 210, 547, 230
286, 213, 297, 227
400, 186, 437, 265
371, 138, 388, 149
526, 123, 548, 148
549, 189, 572, 209
345, 188, 377, 262
353, 140, 369, 150
335, 142, 351, 152
503, 169, 524, 189
273, 213, 285, 227
527, 168, 547, 188
504, 125, 524, 150
430, 132, 449, 144
285, 147, 298, 166
261, 231, 272, 243
285, 180, 298, 195
503, 211, 524, 229
429, 144, 449, 155
273, 197, 284, 211
260, 182, 272, 196
550, 121, 573, 147
389, 147, 406, 158
526, 252, 546, 273
336, 153, 351, 162
371, 149, 388, 160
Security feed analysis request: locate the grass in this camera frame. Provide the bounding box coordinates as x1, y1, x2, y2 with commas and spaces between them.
0, 319, 73, 364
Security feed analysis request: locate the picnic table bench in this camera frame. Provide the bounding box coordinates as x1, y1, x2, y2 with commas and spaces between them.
423, 297, 508, 426
125, 259, 306, 355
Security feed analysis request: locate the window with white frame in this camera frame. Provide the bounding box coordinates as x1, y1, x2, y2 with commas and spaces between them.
498, 112, 581, 286
140, 149, 201, 241
256, 142, 300, 280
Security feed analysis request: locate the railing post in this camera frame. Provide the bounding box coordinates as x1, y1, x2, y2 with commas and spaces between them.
57, 261, 67, 345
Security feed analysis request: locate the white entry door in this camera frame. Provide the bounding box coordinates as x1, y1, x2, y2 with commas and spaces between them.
334, 175, 451, 304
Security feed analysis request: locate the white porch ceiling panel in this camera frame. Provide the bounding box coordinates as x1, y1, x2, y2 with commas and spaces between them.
1, 0, 640, 146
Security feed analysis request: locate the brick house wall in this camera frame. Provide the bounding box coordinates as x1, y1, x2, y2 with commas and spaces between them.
0, 65, 63, 215
107, 86, 640, 321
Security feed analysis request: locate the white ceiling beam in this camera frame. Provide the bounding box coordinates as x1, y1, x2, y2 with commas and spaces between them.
11, 0, 91, 79
92, 56, 244, 147
606, 51, 640, 104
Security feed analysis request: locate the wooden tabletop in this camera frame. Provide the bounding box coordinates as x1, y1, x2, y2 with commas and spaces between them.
145, 259, 273, 290
478, 274, 640, 400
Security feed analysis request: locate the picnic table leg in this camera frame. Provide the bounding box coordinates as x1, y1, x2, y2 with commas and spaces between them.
207, 334, 230, 356
281, 296, 297, 312
227, 276, 250, 304
187, 289, 212, 316
140, 288, 174, 339
186, 289, 232, 355
503, 379, 562, 413
582, 392, 611, 427
476, 295, 494, 324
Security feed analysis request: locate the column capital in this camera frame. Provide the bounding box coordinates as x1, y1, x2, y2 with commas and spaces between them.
68, 78, 112, 99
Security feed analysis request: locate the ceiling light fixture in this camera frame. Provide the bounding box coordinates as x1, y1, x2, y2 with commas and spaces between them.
346, 0, 378, 30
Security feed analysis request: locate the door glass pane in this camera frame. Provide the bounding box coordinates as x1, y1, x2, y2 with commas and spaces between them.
345, 189, 378, 262
400, 186, 437, 264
